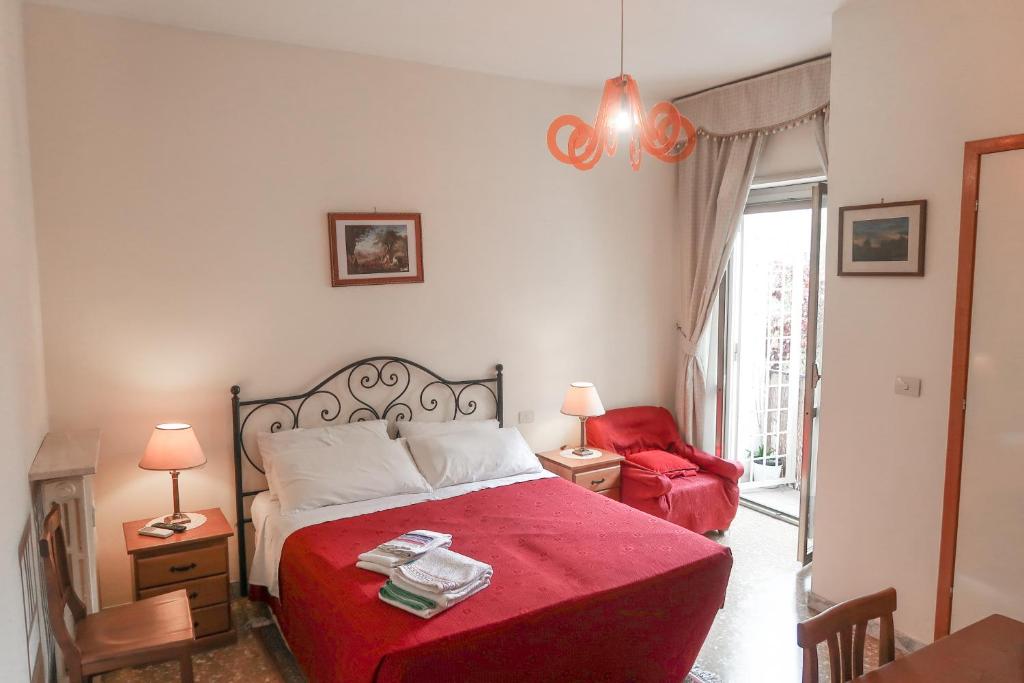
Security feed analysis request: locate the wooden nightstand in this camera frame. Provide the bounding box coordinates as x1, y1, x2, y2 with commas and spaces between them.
122, 507, 235, 649
536, 449, 624, 501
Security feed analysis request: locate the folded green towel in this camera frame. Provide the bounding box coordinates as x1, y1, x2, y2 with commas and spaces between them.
380, 580, 438, 612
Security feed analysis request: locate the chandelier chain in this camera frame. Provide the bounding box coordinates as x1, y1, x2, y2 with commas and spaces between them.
619, 0, 624, 80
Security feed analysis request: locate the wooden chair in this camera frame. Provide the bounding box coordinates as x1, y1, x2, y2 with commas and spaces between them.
796, 587, 897, 682
39, 503, 196, 682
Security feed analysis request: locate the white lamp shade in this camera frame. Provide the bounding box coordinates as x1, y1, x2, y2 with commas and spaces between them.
139, 423, 206, 471
560, 382, 605, 417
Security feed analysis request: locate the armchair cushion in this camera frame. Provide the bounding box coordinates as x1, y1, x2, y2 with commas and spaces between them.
620, 461, 672, 501
629, 449, 698, 478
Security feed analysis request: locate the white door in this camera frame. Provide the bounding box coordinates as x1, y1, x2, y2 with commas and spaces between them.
951, 148, 1024, 630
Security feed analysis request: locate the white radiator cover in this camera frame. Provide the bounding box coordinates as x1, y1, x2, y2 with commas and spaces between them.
37, 475, 99, 612
29, 430, 101, 682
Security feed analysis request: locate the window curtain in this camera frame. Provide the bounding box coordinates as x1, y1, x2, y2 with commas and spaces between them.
673, 57, 831, 446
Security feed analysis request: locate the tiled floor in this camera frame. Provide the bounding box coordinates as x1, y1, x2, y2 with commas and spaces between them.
696, 506, 812, 681
698, 506, 882, 682
99, 507, 877, 682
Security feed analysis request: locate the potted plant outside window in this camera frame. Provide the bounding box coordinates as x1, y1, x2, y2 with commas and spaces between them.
746, 443, 783, 481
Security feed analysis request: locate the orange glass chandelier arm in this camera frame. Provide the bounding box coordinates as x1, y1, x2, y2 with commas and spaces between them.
623, 76, 697, 164
547, 74, 697, 171
642, 101, 697, 163
546, 77, 625, 170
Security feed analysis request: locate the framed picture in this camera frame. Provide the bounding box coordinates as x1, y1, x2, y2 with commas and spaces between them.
328, 212, 424, 287
838, 200, 927, 276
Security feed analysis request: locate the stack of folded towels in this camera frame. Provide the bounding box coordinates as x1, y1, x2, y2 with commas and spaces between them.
356, 530, 452, 576
379, 547, 492, 618
357, 530, 493, 618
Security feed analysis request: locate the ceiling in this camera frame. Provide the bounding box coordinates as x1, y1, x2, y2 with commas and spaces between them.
31, 0, 841, 98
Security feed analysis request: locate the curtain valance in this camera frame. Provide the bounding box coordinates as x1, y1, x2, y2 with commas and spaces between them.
676, 57, 830, 139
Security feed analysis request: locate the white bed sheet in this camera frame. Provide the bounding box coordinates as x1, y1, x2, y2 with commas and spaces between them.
249, 469, 557, 597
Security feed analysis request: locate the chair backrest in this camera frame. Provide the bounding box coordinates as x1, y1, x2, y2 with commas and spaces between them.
39, 503, 87, 664
587, 406, 688, 456
796, 587, 897, 682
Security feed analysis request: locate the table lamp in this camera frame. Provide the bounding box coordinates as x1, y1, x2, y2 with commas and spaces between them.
139, 423, 206, 524
560, 382, 606, 457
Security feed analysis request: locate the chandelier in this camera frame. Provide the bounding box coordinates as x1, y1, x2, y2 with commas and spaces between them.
546, 1, 697, 171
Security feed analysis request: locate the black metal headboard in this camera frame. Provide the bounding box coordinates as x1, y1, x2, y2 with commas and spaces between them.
230, 356, 503, 592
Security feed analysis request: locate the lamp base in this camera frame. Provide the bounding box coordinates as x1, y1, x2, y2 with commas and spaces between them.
150, 512, 206, 530
560, 448, 601, 460
163, 511, 192, 525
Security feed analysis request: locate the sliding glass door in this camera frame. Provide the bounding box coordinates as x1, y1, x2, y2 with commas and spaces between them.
718, 179, 826, 561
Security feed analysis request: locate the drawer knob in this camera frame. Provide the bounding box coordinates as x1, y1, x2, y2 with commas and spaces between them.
170, 562, 198, 573
591, 478, 606, 486
188, 591, 199, 600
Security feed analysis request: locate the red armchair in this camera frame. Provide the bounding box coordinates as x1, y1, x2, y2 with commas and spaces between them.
587, 406, 744, 534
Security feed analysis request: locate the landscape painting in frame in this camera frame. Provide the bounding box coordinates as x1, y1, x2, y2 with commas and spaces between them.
328, 213, 424, 286
838, 200, 927, 276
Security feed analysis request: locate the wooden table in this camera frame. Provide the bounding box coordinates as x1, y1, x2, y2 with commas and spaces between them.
858, 614, 1024, 681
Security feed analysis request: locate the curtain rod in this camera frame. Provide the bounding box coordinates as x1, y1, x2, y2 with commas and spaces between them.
672, 53, 831, 103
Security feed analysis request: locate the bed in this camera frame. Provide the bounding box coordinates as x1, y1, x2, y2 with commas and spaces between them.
232, 357, 732, 682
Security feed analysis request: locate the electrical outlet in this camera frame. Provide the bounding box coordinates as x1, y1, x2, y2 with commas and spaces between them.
894, 376, 921, 397
518, 410, 534, 424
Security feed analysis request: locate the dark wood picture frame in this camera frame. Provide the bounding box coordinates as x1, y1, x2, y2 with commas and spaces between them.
328, 212, 424, 287
837, 200, 927, 276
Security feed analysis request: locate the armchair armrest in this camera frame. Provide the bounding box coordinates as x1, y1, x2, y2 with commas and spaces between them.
619, 461, 673, 499
681, 447, 745, 482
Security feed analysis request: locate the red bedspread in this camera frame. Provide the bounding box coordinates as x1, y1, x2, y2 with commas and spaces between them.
255, 476, 732, 683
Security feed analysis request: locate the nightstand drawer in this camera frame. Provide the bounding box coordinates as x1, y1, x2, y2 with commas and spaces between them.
135, 543, 226, 589
191, 602, 231, 638
138, 573, 228, 609
574, 465, 620, 492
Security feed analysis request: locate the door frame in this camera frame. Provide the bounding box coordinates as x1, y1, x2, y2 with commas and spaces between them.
797, 181, 826, 565
935, 133, 1024, 639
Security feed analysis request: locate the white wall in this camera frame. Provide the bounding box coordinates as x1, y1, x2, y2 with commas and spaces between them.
814, 0, 1024, 644
25, 6, 678, 607
0, 0, 49, 678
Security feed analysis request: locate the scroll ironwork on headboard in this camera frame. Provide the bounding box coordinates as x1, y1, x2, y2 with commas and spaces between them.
231, 356, 503, 592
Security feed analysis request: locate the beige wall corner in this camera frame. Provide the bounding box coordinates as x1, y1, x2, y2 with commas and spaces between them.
0, 0, 51, 679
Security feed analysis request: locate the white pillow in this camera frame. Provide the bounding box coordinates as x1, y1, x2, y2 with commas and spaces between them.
257, 420, 390, 493
257, 425, 429, 514
404, 427, 543, 488
397, 418, 499, 439
257, 420, 388, 472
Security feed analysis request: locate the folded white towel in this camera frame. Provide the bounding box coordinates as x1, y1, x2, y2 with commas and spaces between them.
378, 530, 452, 558
355, 560, 393, 577
357, 548, 414, 569
379, 576, 491, 619
392, 547, 493, 595
390, 573, 490, 609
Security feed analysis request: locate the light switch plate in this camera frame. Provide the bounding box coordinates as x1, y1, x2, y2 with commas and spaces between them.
894, 376, 921, 397
518, 410, 534, 424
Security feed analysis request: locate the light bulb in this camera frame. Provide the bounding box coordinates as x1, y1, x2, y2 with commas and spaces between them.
614, 109, 632, 131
